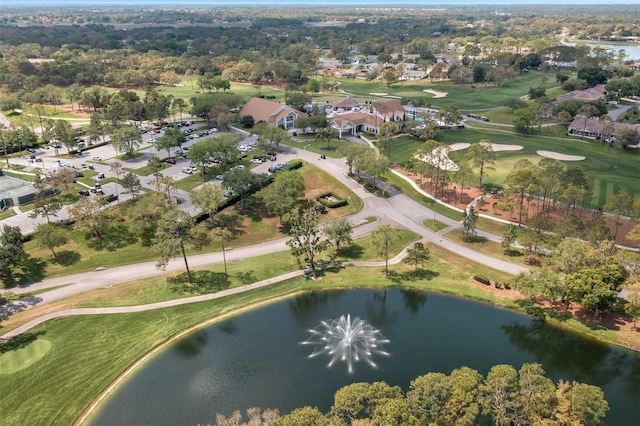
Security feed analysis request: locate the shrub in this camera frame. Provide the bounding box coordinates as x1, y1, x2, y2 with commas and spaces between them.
473, 275, 491, 285
316, 191, 348, 208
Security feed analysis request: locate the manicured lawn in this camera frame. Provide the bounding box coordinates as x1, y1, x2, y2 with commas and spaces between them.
444, 229, 528, 267
330, 70, 555, 111
0, 208, 16, 220
390, 126, 640, 206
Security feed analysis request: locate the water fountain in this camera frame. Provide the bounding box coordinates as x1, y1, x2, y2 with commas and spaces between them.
301, 314, 390, 374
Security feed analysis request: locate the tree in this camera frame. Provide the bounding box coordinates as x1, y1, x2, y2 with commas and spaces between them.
337, 143, 371, 176
603, 192, 634, 239
625, 291, 640, 328
0, 225, 27, 284
378, 122, 398, 162
223, 168, 264, 210
153, 208, 205, 284
382, 69, 398, 88
111, 126, 142, 157
501, 223, 518, 254
466, 140, 495, 188
370, 224, 398, 276
253, 123, 288, 153
53, 120, 76, 154
403, 242, 430, 277
479, 364, 518, 426
155, 128, 186, 159
146, 156, 164, 190
34, 223, 67, 259
461, 206, 479, 239
187, 139, 215, 181
191, 183, 225, 228
68, 196, 111, 241
109, 161, 123, 204
172, 97, 186, 122
566, 382, 609, 425
30, 170, 62, 224
264, 170, 305, 224
49, 168, 76, 196
212, 227, 233, 278
324, 218, 353, 255
121, 172, 142, 199
286, 206, 329, 279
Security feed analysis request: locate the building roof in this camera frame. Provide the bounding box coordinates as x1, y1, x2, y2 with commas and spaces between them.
568, 116, 640, 135
238, 97, 305, 125
333, 97, 360, 109
329, 112, 379, 129
373, 99, 406, 116
554, 84, 607, 103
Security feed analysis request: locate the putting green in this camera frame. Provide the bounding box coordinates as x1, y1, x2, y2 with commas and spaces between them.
0, 339, 52, 374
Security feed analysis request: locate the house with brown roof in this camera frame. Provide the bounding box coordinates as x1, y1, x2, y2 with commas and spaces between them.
328, 112, 381, 137
332, 97, 360, 111
553, 84, 607, 103
238, 97, 306, 130
372, 100, 407, 122
568, 116, 640, 140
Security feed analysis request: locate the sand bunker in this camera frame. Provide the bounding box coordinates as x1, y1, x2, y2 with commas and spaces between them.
415, 146, 459, 171
423, 89, 448, 98
449, 143, 471, 151
369, 92, 388, 96
492, 144, 524, 152
537, 150, 585, 161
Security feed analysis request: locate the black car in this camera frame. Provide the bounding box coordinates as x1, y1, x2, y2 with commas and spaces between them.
97, 173, 105, 179
78, 190, 90, 196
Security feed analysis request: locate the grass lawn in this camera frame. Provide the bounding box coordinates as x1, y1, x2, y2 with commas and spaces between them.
124, 162, 170, 176
422, 219, 450, 232
330, 70, 555, 111
392, 126, 640, 207
444, 229, 528, 267
0, 209, 16, 220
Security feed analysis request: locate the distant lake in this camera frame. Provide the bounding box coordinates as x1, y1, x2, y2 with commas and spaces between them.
560, 39, 640, 60
88, 289, 640, 426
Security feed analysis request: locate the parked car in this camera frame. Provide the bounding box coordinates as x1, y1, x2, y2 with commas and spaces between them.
165, 158, 176, 164
27, 148, 36, 153
97, 173, 105, 179
75, 171, 84, 178
181, 167, 193, 174
92, 156, 101, 161
216, 174, 224, 180
88, 165, 95, 170
78, 190, 90, 196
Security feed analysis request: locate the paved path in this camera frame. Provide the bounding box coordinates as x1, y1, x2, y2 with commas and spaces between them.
1, 144, 528, 340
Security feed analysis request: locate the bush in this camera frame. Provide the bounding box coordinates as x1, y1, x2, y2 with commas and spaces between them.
315, 191, 348, 208
473, 275, 491, 285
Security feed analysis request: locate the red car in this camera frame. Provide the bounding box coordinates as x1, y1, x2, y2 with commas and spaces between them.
165, 158, 176, 164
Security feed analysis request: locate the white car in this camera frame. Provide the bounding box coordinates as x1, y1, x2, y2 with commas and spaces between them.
250, 158, 263, 164
92, 156, 101, 161
181, 167, 193, 174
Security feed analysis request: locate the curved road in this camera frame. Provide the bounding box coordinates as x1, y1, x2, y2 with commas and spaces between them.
1, 145, 527, 340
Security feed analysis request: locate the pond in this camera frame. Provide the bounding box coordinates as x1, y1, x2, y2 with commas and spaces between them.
88, 288, 640, 425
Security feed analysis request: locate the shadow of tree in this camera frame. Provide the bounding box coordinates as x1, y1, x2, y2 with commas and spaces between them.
168, 270, 230, 294
51, 250, 81, 267
10, 256, 47, 287
338, 244, 364, 260
85, 224, 137, 252
462, 235, 488, 244
504, 249, 524, 257
0, 331, 46, 353
214, 214, 245, 237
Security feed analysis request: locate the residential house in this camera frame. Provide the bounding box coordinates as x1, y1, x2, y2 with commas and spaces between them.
568, 116, 640, 140
553, 84, 607, 103
239, 97, 306, 130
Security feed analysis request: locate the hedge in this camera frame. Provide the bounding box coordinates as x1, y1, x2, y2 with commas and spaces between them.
315, 191, 348, 208
473, 275, 491, 285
